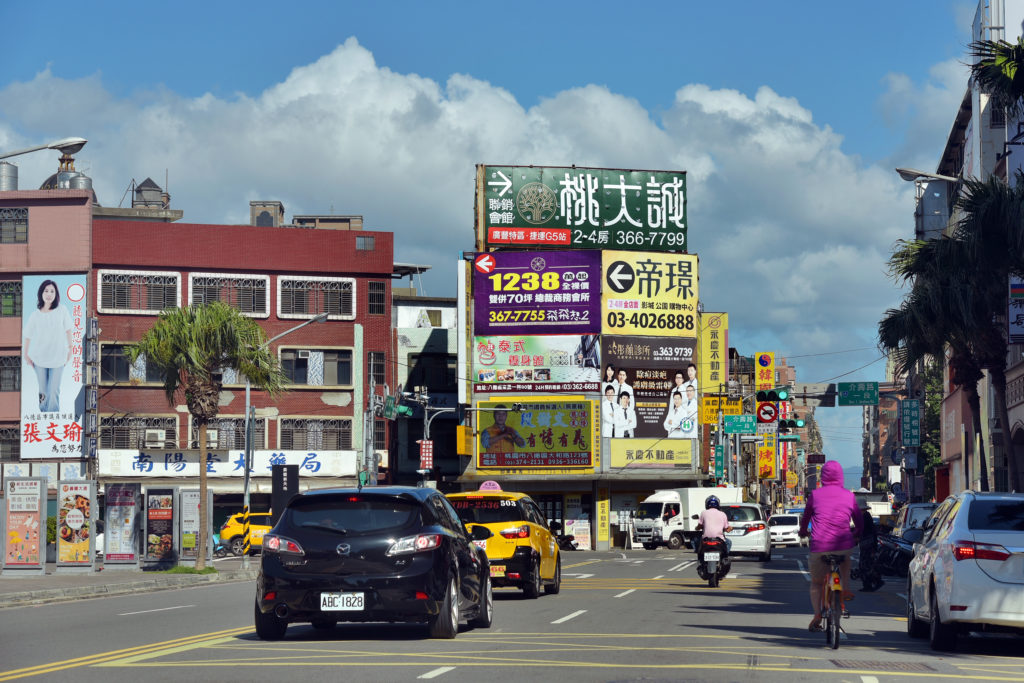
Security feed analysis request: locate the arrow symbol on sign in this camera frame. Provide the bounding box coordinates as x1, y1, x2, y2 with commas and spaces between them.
487, 171, 512, 196
474, 254, 496, 274
607, 262, 634, 292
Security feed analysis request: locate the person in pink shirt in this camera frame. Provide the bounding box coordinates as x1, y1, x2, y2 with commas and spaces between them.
697, 495, 732, 549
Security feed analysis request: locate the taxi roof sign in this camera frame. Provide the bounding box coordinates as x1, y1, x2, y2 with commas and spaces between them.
480, 480, 502, 491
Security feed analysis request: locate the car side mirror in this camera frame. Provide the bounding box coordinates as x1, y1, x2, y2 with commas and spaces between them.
902, 528, 924, 544
549, 521, 563, 533
691, 514, 699, 521
468, 525, 493, 541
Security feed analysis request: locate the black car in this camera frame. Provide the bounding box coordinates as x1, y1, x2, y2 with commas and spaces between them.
254, 486, 494, 640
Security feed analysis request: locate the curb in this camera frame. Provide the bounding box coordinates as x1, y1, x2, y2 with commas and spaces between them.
1, 569, 260, 608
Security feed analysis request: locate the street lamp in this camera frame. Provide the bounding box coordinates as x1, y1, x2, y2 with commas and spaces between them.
0, 136, 88, 160
241, 311, 328, 568
894, 167, 959, 183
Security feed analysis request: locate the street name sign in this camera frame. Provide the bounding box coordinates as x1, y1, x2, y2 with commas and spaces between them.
723, 414, 756, 434
837, 382, 879, 406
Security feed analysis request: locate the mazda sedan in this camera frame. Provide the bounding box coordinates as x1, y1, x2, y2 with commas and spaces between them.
255, 486, 494, 640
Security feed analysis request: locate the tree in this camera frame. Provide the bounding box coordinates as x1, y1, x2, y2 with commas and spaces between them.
129, 302, 286, 569
970, 38, 1024, 120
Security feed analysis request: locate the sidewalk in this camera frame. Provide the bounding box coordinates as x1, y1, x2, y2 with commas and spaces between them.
0, 556, 258, 608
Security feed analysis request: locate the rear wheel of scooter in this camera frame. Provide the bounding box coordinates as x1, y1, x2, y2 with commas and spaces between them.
709, 572, 719, 588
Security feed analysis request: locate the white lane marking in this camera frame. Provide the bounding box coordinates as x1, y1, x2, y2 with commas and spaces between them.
618, 552, 627, 559
633, 560, 644, 564
551, 610, 587, 624
652, 575, 664, 580
796, 559, 810, 582
668, 561, 687, 572
860, 677, 879, 683
118, 605, 194, 616
614, 589, 636, 598
726, 573, 739, 579
563, 573, 593, 579
418, 666, 456, 679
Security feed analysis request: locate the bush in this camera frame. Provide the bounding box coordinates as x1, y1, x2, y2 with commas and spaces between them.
47, 516, 56, 544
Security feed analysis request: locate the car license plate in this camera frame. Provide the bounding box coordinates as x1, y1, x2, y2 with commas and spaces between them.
320, 592, 364, 611
704, 552, 720, 561
726, 529, 744, 536
490, 565, 505, 578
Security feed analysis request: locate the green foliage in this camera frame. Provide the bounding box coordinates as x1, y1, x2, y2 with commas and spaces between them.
970, 39, 1024, 119
920, 359, 944, 500
47, 516, 56, 544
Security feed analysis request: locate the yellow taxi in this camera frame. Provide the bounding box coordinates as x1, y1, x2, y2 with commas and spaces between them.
219, 511, 273, 555
446, 486, 560, 597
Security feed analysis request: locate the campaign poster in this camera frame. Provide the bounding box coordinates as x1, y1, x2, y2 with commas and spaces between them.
473, 334, 600, 393
3, 478, 44, 566
20, 273, 87, 459
472, 250, 602, 335
476, 399, 596, 469
104, 483, 140, 562
57, 480, 94, 565
145, 488, 176, 561
600, 336, 698, 438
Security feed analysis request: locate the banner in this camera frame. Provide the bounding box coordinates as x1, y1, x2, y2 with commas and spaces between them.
1010, 275, 1024, 344
601, 251, 699, 338
145, 488, 176, 562
699, 312, 729, 392
20, 273, 87, 459
97, 449, 357, 478
57, 480, 94, 565
609, 439, 693, 468
476, 399, 596, 470
104, 483, 140, 562
3, 478, 45, 567
473, 334, 600, 393
472, 250, 601, 335
758, 434, 778, 480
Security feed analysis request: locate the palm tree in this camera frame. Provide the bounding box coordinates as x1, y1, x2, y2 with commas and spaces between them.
129, 301, 286, 569
970, 38, 1024, 119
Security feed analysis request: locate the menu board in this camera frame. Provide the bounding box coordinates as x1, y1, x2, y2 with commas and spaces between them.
104, 483, 140, 562
145, 488, 176, 562
3, 478, 44, 567
57, 481, 94, 565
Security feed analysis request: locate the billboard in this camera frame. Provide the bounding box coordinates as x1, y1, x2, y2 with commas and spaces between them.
472, 334, 601, 393
472, 250, 601, 335
20, 274, 87, 459
476, 399, 596, 470
698, 312, 729, 392
609, 439, 694, 469
601, 251, 698, 337
478, 165, 687, 251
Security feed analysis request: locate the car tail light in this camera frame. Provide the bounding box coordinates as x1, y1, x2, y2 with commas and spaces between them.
386, 534, 442, 556
263, 534, 304, 556
264, 591, 276, 601
952, 540, 1010, 561
507, 572, 521, 579
501, 525, 530, 539
745, 523, 766, 534
415, 591, 429, 600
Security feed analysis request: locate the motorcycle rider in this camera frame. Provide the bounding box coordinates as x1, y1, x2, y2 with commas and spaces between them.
857, 499, 884, 592
695, 495, 733, 553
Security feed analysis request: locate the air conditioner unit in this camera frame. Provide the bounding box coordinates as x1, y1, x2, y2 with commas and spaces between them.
297, 350, 310, 359
144, 429, 166, 447
205, 429, 218, 447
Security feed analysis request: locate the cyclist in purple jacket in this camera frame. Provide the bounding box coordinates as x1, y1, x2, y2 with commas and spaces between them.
799, 459, 863, 631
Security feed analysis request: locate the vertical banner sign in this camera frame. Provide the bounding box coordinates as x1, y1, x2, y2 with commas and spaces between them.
478, 165, 687, 251
145, 488, 176, 562
57, 480, 94, 565
3, 478, 45, 568
901, 399, 922, 447
473, 334, 601, 393
271, 464, 300, 526
104, 483, 140, 562
419, 439, 434, 470
699, 313, 729, 393
180, 490, 201, 559
472, 250, 602, 335
714, 444, 724, 479
755, 352, 776, 479
596, 488, 610, 543
20, 274, 88, 459
1008, 276, 1024, 344
600, 336, 698, 438
755, 352, 775, 391
601, 251, 699, 337
476, 399, 596, 470
758, 433, 778, 480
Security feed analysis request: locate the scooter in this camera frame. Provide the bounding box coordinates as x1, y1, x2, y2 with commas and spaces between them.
556, 533, 579, 551
213, 533, 231, 558
696, 536, 730, 587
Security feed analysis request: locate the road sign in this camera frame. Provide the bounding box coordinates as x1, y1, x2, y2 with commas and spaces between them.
756, 422, 777, 435
791, 382, 837, 408
837, 382, 879, 406
756, 402, 777, 423
418, 439, 434, 470
901, 399, 921, 447
778, 434, 800, 442
714, 444, 724, 478
723, 414, 756, 434
382, 395, 397, 420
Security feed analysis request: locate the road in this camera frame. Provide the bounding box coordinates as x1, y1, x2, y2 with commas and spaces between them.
2, 546, 1023, 682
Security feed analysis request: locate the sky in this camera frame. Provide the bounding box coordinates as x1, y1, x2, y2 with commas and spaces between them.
0, 1, 980, 481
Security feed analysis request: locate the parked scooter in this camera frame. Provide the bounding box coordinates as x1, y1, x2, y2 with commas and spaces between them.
213, 533, 231, 558
696, 535, 730, 587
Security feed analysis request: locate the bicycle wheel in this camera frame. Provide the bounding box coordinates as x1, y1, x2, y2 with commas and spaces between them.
829, 588, 842, 649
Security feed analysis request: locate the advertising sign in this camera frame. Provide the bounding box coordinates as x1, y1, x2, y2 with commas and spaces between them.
472, 250, 601, 335
758, 433, 777, 480
478, 165, 687, 251
56, 480, 94, 566
600, 336, 698, 438
699, 312, 729, 391
97, 449, 357, 478
1010, 276, 1024, 344
476, 399, 596, 470
755, 352, 775, 391
145, 488, 177, 562
838, 382, 879, 406
179, 490, 201, 559
473, 334, 601, 393
700, 396, 742, 425
609, 439, 694, 469
901, 399, 922, 447
3, 478, 45, 570
596, 489, 610, 543
20, 273, 88, 459
104, 483, 140, 563
601, 251, 698, 337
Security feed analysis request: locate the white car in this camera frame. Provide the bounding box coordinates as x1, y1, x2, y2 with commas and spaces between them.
907, 491, 1024, 650
722, 503, 772, 561
768, 514, 804, 547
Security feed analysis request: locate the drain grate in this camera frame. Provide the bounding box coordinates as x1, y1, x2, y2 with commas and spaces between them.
831, 660, 936, 672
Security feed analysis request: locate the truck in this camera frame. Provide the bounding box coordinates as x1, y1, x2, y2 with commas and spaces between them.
632, 487, 744, 550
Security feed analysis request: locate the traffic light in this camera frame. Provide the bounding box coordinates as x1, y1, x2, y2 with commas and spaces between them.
756, 387, 790, 402
778, 416, 805, 431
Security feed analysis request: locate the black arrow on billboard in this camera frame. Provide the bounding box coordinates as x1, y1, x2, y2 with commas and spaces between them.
606, 261, 635, 293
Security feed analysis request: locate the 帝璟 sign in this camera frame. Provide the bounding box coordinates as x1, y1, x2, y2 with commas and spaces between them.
601, 251, 699, 338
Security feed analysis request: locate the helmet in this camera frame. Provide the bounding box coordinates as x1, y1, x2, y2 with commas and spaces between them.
705, 495, 720, 510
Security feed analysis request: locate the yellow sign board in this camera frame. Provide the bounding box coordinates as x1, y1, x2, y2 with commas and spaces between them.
476, 397, 597, 473
597, 488, 610, 542
700, 396, 742, 424
755, 351, 775, 391
609, 439, 693, 468
758, 433, 777, 480
699, 312, 729, 390
786, 469, 798, 489
601, 251, 699, 337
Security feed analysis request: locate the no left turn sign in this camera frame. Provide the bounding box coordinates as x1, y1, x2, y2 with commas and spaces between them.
756, 402, 778, 423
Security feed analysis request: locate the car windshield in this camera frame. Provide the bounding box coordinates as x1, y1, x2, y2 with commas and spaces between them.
769, 515, 799, 526
635, 503, 664, 519
904, 505, 937, 529
724, 506, 761, 522
967, 499, 1024, 531
449, 498, 527, 524
286, 495, 419, 534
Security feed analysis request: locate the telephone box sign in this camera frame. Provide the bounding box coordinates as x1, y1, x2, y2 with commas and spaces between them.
477, 165, 687, 251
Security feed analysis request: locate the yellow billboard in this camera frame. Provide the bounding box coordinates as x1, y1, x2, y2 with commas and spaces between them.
609, 439, 693, 468
758, 433, 777, 480
476, 397, 597, 472
700, 396, 742, 425
754, 351, 775, 390
601, 251, 699, 337
699, 312, 729, 391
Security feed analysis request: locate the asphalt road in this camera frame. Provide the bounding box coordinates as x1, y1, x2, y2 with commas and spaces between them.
2, 546, 1023, 682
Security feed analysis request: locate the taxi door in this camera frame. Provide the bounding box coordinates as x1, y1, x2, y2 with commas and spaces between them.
524, 499, 558, 578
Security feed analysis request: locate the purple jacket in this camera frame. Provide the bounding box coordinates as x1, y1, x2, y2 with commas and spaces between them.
799, 460, 862, 553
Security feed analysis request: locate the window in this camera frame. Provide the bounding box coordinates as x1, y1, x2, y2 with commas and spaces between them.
368, 281, 386, 315
374, 417, 386, 450
189, 273, 269, 316
281, 349, 352, 386
101, 344, 163, 383
0, 281, 22, 317
0, 356, 19, 392
424, 309, 442, 327
0, 208, 28, 243
407, 353, 457, 391
991, 104, 1006, 128
279, 418, 352, 450
0, 426, 18, 462
98, 270, 180, 314
368, 352, 385, 388
190, 416, 266, 449
99, 416, 178, 449
278, 276, 355, 319
356, 236, 375, 251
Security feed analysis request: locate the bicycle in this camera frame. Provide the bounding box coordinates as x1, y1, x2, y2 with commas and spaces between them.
818, 553, 849, 649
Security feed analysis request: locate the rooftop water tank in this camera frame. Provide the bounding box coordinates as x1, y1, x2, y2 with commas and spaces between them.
0, 161, 17, 191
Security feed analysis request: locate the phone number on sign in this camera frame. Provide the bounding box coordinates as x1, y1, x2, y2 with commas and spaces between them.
488, 309, 548, 323
606, 312, 695, 330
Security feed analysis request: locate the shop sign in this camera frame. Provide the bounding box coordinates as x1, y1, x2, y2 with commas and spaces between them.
609, 439, 694, 469
473, 334, 601, 393
699, 312, 729, 391
758, 433, 777, 480
97, 449, 357, 477
476, 399, 596, 470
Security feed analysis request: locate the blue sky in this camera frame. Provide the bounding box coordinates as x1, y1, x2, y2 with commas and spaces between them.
0, 1, 979, 479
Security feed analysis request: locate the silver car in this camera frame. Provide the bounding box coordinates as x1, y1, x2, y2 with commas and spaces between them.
723, 503, 772, 561
768, 513, 804, 547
